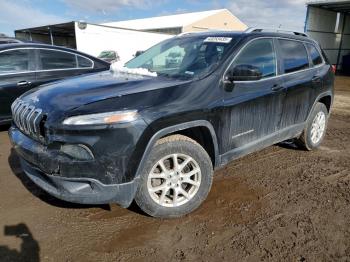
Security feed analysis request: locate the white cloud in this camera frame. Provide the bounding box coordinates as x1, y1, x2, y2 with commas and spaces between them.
227, 0, 308, 31
63, 0, 165, 14
0, 0, 66, 36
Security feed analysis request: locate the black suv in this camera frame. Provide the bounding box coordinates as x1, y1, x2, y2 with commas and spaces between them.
0, 43, 110, 124
9, 30, 334, 218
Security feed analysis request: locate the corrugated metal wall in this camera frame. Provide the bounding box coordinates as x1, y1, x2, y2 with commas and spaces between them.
305, 6, 349, 71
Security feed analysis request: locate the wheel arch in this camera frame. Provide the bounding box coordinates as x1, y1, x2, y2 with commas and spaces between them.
318, 94, 332, 113
307, 91, 333, 122
134, 120, 219, 180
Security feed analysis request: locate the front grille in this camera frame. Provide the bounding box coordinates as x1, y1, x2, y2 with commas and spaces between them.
11, 99, 45, 140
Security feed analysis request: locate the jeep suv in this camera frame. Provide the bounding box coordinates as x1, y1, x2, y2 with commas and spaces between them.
9, 30, 334, 218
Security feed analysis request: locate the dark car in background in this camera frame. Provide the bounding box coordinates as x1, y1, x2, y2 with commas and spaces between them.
0, 37, 24, 44
0, 43, 110, 124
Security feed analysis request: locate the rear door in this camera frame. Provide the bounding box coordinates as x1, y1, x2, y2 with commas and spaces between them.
277, 39, 318, 128
0, 48, 36, 121
35, 48, 95, 86
222, 38, 285, 152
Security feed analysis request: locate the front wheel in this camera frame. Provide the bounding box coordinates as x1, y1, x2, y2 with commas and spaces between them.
297, 102, 329, 150
135, 135, 213, 218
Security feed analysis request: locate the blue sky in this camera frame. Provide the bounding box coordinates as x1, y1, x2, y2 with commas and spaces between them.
0, 0, 308, 36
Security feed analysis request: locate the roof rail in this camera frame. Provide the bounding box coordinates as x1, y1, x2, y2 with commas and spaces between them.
245, 27, 308, 37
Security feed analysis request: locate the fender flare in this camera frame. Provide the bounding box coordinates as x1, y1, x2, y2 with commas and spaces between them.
306, 91, 333, 122
134, 120, 219, 180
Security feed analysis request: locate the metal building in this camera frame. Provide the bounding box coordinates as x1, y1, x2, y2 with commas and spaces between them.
15, 22, 171, 63
305, 0, 350, 74
103, 9, 247, 35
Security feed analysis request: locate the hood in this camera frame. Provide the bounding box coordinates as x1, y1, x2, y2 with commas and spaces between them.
21, 71, 189, 115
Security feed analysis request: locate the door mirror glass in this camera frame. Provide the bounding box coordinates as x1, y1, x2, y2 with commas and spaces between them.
228, 64, 263, 81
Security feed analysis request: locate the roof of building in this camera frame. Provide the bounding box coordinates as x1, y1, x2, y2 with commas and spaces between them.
307, 0, 350, 12
103, 9, 240, 30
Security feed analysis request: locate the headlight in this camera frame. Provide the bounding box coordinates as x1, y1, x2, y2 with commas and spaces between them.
62, 110, 138, 125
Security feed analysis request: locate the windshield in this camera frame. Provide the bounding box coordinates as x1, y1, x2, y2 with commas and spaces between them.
125, 35, 238, 79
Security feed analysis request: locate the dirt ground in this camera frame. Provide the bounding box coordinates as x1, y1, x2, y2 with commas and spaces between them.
0, 77, 349, 262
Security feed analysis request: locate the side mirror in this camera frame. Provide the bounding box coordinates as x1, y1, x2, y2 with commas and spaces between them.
226, 64, 263, 82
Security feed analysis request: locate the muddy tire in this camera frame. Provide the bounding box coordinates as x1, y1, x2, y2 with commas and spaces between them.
135, 135, 213, 218
297, 102, 329, 150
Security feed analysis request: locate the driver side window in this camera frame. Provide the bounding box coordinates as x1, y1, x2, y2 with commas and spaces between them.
233, 39, 277, 79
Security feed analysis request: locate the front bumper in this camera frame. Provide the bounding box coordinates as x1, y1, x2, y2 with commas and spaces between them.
20, 159, 138, 207
8, 127, 139, 207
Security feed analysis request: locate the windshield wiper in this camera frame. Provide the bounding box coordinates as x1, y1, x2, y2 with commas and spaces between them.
157, 72, 193, 80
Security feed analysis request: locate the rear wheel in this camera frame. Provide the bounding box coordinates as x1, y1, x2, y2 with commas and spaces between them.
135, 135, 213, 218
297, 102, 328, 150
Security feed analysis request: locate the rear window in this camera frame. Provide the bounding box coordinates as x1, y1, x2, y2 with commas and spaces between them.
306, 43, 323, 66
279, 39, 309, 74
77, 56, 93, 68
40, 49, 77, 70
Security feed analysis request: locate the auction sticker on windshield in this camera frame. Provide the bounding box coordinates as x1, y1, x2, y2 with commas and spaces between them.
204, 37, 232, 43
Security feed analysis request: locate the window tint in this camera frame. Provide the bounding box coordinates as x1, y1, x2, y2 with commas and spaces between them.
306, 43, 323, 66
40, 49, 77, 70
279, 40, 309, 73
77, 56, 93, 68
0, 49, 31, 73
233, 39, 276, 79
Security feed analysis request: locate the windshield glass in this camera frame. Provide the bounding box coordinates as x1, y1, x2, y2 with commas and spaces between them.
125, 35, 238, 78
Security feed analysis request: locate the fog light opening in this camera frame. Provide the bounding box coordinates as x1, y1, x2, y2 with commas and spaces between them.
60, 144, 94, 160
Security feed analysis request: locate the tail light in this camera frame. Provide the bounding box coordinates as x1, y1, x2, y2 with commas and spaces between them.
331, 65, 336, 74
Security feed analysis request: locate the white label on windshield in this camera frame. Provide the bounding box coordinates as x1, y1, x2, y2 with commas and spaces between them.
204, 37, 232, 43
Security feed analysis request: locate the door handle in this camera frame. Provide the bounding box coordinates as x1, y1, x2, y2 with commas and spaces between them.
271, 84, 283, 91
17, 81, 31, 87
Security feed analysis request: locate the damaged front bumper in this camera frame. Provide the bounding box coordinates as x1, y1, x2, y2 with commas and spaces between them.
8, 127, 139, 207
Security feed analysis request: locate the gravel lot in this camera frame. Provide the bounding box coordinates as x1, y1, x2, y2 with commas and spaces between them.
0, 77, 349, 262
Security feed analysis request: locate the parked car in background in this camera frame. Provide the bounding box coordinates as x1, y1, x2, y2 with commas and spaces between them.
0, 43, 110, 124
9, 30, 334, 218
0, 37, 24, 44
165, 52, 183, 68
98, 50, 120, 63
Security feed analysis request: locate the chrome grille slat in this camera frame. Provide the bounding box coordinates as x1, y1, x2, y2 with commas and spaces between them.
32, 109, 42, 133
19, 104, 28, 130
23, 106, 34, 133
11, 99, 44, 140
13, 101, 23, 124
26, 107, 36, 134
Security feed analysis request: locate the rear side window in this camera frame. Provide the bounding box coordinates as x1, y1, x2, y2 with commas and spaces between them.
40, 49, 77, 70
0, 49, 31, 74
77, 56, 93, 68
306, 43, 323, 66
233, 38, 276, 79
279, 39, 309, 73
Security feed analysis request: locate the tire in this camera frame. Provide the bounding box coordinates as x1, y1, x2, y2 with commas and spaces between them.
135, 135, 213, 218
297, 102, 329, 151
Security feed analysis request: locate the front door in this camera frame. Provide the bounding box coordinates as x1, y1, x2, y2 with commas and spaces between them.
221, 38, 285, 154
0, 48, 36, 122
